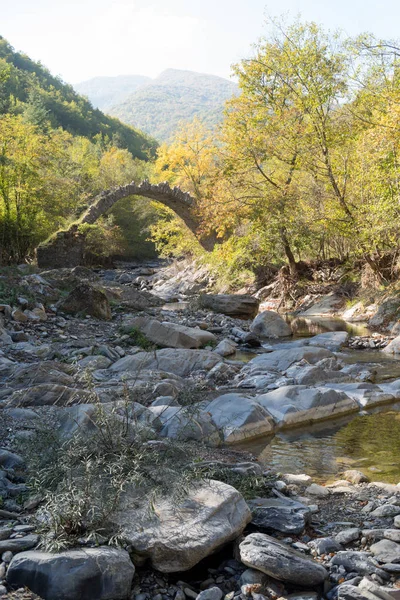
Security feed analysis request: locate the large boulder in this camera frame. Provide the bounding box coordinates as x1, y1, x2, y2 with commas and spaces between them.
109, 480, 251, 572
60, 282, 111, 320
6, 547, 135, 600
148, 405, 221, 445
239, 533, 328, 586
199, 294, 260, 318
256, 385, 358, 429
123, 317, 216, 349
250, 311, 292, 339
110, 349, 221, 377
204, 394, 274, 444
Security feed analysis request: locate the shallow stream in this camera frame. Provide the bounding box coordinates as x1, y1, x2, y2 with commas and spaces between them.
238, 315, 400, 483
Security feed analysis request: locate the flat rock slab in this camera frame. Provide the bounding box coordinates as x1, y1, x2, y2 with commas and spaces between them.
0, 535, 39, 553
239, 533, 328, 586
110, 349, 221, 377
6, 547, 134, 600
256, 385, 358, 429
245, 347, 334, 375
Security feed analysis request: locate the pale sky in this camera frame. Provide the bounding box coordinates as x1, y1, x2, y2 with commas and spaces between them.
1, 0, 400, 84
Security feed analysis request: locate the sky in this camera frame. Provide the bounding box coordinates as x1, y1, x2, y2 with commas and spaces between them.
1, 0, 400, 85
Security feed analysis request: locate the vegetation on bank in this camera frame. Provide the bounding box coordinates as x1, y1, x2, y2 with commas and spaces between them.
2, 19, 400, 288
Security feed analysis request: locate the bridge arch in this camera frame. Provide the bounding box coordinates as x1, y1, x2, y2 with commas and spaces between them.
37, 181, 210, 268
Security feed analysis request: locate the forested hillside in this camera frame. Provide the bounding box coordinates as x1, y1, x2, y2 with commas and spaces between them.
0, 37, 156, 159
0, 36, 159, 264
106, 68, 238, 141
75, 74, 151, 112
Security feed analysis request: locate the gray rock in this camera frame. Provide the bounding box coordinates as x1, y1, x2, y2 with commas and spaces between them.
0, 535, 39, 553
370, 539, 400, 563
383, 529, 400, 543
335, 529, 361, 545
343, 470, 370, 484
199, 294, 259, 318
149, 405, 220, 445
110, 349, 221, 377
123, 317, 216, 349
250, 311, 292, 339
196, 588, 223, 600
6, 546, 134, 600
214, 339, 237, 357
244, 347, 334, 376
331, 551, 389, 579
60, 283, 111, 320
248, 497, 310, 535
109, 480, 251, 572
395, 515, 400, 529
370, 505, 400, 518
309, 537, 341, 555
337, 584, 370, 600
204, 394, 274, 444
256, 386, 358, 429
0, 450, 25, 470
239, 533, 328, 586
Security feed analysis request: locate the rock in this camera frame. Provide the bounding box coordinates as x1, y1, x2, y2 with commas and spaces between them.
282, 474, 313, 485
343, 470, 370, 484
305, 483, 330, 498
77, 355, 112, 370
248, 497, 310, 535
108, 480, 251, 572
309, 537, 341, 555
359, 578, 397, 600
395, 515, 400, 528
335, 529, 361, 545
244, 347, 334, 376
239, 533, 328, 586
299, 293, 344, 316
370, 539, 400, 563
0, 535, 39, 553
0, 450, 25, 470
384, 335, 400, 354
5, 384, 95, 407
250, 311, 292, 339
196, 588, 223, 600
331, 551, 389, 578
149, 405, 220, 445
204, 394, 274, 444
60, 283, 111, 320
110, 349, 221, 377
323, 383, 395, 409
214, 339, 237, 357
308, 331, 349, 351
370, 505, 400, 518
337, 584, 370, 600
199, 294, 260, 318
6, 547, 134, 600
256, 386, 358, 429
122, 317, 216, 349
11, 309, 28, 323
370, 298, 400, 329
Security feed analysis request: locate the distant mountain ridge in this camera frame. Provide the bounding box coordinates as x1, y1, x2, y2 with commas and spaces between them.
75, 74, 151, 111
75, 69, 238, 142
0, 36, 156, 160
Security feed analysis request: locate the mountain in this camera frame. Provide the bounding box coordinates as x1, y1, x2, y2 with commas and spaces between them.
0, 37, 156, 160
75, 74, 151, 111
76, 69, 238, 142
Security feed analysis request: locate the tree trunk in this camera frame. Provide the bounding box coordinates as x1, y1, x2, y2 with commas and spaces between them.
280, 228, 297, 277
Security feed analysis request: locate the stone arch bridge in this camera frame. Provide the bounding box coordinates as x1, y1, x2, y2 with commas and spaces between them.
37, 181, 209, 268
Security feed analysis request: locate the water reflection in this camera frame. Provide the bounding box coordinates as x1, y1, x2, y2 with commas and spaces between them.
287, 316, 370, 337
254, 405, 400, 483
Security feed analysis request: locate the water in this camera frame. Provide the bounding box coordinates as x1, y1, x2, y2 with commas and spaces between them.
287, 315, 370, 338
235, 315, 400, 483
251, 405, 400, 483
